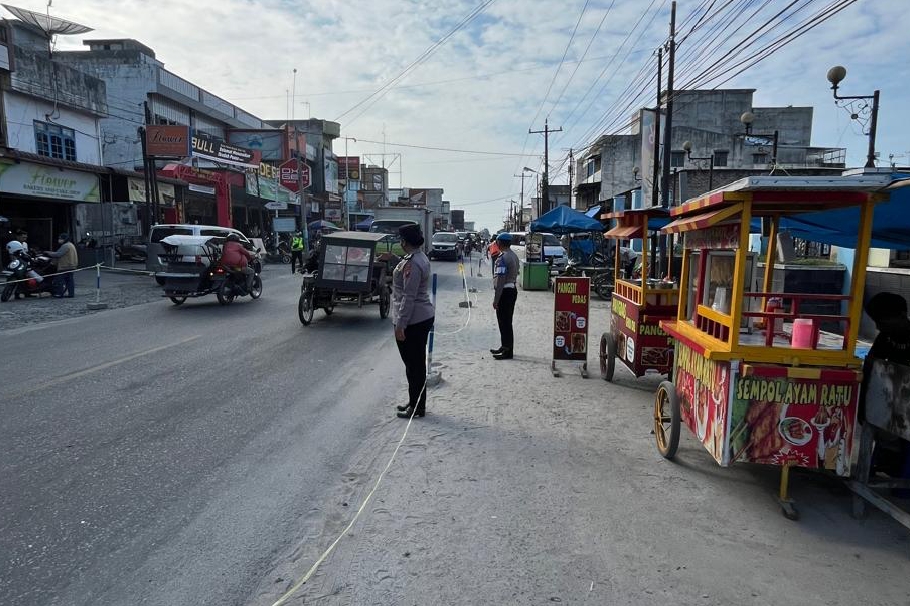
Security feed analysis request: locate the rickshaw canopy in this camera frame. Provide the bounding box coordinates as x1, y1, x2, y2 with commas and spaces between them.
530, 204, 603, 234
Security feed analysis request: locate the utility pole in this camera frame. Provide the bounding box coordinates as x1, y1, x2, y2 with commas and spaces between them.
513, 171, 529, 230
530, 118, 562, 215
652, 46, 663, 208
660, 1, 676, 209
568, 148, 574, 209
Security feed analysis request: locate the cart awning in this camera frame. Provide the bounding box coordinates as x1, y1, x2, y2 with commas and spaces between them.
662, 204, 742, 234
604, 225, 639, 239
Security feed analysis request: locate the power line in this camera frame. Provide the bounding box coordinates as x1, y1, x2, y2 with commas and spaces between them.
352, 137, 539, 157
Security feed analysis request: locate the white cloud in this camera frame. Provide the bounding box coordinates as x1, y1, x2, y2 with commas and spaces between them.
21, 0, 910, 230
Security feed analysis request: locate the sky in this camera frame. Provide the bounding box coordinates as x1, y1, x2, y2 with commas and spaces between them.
23, 0, 910, 232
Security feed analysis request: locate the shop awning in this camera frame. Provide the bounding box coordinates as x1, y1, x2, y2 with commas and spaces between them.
604, 225, 639, 239
662, 204, 742, 234
584, 205, 602, 218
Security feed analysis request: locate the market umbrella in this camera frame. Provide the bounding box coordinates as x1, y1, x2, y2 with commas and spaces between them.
529, 204, 603, 235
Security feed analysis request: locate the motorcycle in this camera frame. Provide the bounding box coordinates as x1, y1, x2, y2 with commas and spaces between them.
1, 252, 56, 301
264, 234, 291, 264
210, 261, 263, 306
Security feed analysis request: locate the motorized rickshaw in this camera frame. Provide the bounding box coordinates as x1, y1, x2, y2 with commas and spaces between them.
298, 231, 394, 325
599, 207, 677, 381
652, 174, 891, 520
157, 235, 262, 306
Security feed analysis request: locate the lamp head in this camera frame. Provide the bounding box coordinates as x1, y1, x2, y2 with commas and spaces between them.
682, 141, 692, 153
740, 111, 754, 126
827, 65, 847, 87
633, 166, 639, 175
523, 166, 536, 173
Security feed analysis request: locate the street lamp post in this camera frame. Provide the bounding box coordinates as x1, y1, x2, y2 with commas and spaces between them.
739, 112, 779, 169
514, 166, 537, 230
826, 65, 880, 169
682, 141, 714, 190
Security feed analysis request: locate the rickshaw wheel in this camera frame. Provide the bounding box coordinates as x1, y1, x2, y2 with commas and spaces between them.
250, 275, 263, 299
379, 285, 391, 319
599, 332, 616, 381
298, 288, 315, 325
169, 296, 186, 306
654, 381, 681, 460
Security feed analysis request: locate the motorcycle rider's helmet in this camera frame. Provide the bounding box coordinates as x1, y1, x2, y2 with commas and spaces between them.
5, 240, 24, 255
226, 233, 240, 242
58, 233, 70, 242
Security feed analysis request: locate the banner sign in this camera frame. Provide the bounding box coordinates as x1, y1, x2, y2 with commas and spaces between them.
672, 339, 860, 474
278, 159, 311, 192
246, 173, 298, 205
145, 125, 190, 157
128, 178, 176, 206
610, 297, 673, 375
0, 161, 99, 201
191, 133, 261, 169
552, 277, 590, 361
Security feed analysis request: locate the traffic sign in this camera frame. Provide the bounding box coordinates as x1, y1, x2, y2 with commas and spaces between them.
279, 159, 311, 192
265, 201, 288, 210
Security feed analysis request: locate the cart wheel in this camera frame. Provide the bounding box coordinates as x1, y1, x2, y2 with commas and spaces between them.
169, 296, 186, 306
1, 283, 15, 302
599, 332, 616, 381
654, 381, 681, 459
379, 285, 391, 319
249, 275, 263, 299
298, 288, 315, 325
217, 281, 234, 305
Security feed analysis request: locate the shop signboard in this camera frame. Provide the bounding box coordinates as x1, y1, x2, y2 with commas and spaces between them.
338, 156, 360, 180
552, 277, 590, 362
640, 108, 664, 208
247, 173, 298, 206
191, 133, 261, 169
611, 297, 673, 375
673, 341, 732, 465
0, 161, 99, 201
279, 159, 310, 192
145, 125, 190, 157
324, 155, 338, 195
227, 130, 285, 161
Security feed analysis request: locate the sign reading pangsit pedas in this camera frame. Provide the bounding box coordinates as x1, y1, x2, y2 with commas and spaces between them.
145, 125, 190, 157
552, 277, 590, 361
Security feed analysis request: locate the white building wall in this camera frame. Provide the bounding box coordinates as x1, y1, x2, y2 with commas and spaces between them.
3, 91, 102, 164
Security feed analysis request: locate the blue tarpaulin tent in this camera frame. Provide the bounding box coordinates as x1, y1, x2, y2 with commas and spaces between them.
355, 218, 373, 231
780, 175, 910, 250
529, 205, 603, 234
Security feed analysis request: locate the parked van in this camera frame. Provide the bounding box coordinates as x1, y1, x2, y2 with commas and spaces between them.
147, 224, 260, 282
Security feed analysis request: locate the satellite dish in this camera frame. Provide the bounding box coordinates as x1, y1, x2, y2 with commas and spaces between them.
2, 4, 92, 37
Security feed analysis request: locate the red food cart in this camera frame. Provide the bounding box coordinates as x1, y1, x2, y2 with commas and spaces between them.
653, 175, 889, 519
598, 208, 678, 381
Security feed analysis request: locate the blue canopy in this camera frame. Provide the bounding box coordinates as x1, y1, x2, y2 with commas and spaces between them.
355, 218, 374, 231
780, 174, 910, 250
529, 205, 603, 235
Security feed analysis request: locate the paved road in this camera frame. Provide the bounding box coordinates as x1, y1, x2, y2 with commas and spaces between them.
0, 260, 466, 606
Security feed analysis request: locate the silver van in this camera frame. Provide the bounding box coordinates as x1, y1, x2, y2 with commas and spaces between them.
147, 224, 260, 282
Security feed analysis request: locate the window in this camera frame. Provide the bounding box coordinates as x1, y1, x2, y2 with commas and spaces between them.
34, 121, 77, 161
753, 153, 769, 165
671, 151, 686, 168
714, 151, 728, 167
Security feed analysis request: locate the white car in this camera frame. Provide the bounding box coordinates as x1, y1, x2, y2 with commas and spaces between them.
540, 233, 567, 271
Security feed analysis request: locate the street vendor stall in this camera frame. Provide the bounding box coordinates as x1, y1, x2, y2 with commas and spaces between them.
653, 174, 891, 520
599, 207, 677, 381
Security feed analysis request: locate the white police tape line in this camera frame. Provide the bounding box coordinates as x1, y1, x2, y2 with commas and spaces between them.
272, 267, 482, 605
1, 264, 96, 286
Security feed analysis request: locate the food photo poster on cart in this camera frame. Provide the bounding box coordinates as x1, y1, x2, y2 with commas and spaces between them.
672, 340, 859, 474
553, 277, 590, 362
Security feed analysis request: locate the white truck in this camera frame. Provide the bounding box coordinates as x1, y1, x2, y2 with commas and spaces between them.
369, 207, 435, 254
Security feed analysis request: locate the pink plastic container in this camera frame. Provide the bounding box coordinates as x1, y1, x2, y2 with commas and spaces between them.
791, 318, 819, 349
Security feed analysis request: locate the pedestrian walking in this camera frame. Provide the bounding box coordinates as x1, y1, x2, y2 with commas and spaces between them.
490, 232, 519, 360
391, 223, 435, 419
45, 233, 78, 298
290, 230, 305, 274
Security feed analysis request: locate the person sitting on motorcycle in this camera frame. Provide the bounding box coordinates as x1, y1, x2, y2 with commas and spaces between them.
6, 240, 44, 284
220, 233, 254, 291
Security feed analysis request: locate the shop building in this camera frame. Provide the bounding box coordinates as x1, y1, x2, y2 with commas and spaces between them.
0, 18, 109, 252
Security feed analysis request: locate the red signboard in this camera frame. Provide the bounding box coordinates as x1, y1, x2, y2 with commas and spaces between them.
145, 125, 190, 157
279, 159, 311, 192
338, 156, 360, 181
552, 277, 590, 361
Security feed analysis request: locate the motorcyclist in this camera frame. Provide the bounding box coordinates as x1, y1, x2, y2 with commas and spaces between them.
220, 233, 254, 291
5, 240, 45, 298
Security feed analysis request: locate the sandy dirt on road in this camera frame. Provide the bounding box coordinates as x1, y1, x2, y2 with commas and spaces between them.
254, 262, 910, 606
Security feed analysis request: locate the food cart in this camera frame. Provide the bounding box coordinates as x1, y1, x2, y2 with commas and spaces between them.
598, 208, 678, 381
653, 175, 889, 519
298, 231, 393, 325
